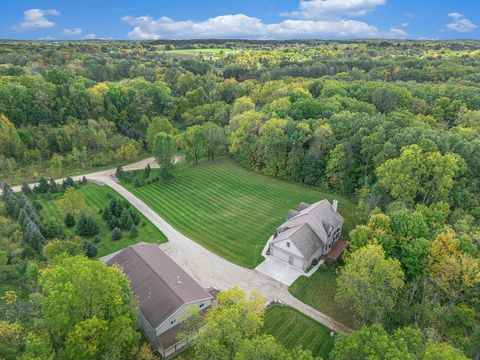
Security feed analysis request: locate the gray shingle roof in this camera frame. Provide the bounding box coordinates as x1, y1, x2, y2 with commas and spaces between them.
284, 199, 344, 243
272, 223, 324, 257
274, 200, 344, 258
106, 243, 212, 330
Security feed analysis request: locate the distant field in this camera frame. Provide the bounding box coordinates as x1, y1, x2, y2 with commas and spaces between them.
289, 266, 356, 328
122, 159, 359, 268
38, 183, 167, 257
165, 48, 236, 55
262, 305, 334, 358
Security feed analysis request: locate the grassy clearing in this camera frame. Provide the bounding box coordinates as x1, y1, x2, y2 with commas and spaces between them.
262, 305, 334, 358
38, 183, 166, 257
3, 154, 150, 186
289, 266, 356, 328
122, 159, 359, 268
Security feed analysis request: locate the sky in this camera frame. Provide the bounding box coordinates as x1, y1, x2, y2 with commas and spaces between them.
0, 0, 478, 41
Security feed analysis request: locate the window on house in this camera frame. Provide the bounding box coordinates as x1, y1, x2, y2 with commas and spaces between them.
170, 319, 176, 325
199, 303, 204, 308
286, 242, 291, 247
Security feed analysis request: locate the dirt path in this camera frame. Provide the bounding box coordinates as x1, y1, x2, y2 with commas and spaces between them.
94, 175, 351, 334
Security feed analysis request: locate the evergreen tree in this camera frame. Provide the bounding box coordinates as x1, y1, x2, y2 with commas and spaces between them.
44, 191, 53, 201
108, 216, 119, 230
144, 164, 151, 178
24, 221, 46, 250
62, 176, 77, 190
111, 227, 122, 241
76, 214, 100, 236
21, 181, 32, 196
36, 176, 50, 194
129, 208, 140, 226
116, 166, 125, 180
134, 177, 141, 188
49, 178, 58, 193
81, 176, 88, 184
120, 209, 133, 230
83, 239, 98, 258
64, 213, 76, 228
130, 225, 138, 237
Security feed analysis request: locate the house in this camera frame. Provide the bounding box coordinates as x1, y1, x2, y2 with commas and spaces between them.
269, 199, 346, 271
105, 243, 213, 358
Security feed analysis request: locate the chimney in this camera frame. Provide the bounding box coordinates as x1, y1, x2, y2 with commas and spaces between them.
332, 200, 338, 212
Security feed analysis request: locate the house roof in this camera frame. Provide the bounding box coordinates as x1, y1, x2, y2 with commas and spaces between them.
271, 223, 324, 257
282, 199, 344, 243
106, 243, 212, 330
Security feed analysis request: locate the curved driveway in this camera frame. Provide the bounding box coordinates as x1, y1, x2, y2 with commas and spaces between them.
92, 174, 351, 334
8, 157, 350, 333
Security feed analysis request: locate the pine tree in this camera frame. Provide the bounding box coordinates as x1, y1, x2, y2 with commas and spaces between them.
37, 177, 50, 194
144, 164, 151, 178
120, 209, 133, 230
24, 221, 46, 250
83, 240, 98, 258
134, 177, 141, 188
21, 181, 32, 196
116, 166, 125, 180
111, 227, 122, 241
130, 225, 138, 237
108, 216, 119, 230
49, 178, 58, 193
81, 176, 88, 185
76, 214, 100, 236
62, 176, 77, 190
64, 213, 76, 228
129, 208, 141, 226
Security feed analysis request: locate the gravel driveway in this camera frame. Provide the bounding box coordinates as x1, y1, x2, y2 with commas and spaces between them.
93, 175, 351, 333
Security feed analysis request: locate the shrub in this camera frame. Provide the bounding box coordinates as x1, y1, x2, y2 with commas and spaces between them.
93, 235, 101, 243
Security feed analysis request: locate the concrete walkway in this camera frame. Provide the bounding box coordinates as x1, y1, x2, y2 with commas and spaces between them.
90, 174, 351, 334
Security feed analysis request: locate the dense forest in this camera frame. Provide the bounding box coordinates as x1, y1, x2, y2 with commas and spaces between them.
0, 39, 479, 359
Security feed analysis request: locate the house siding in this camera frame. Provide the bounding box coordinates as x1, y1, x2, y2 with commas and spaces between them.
271, 244, 305, 269
155, 298, 212, 336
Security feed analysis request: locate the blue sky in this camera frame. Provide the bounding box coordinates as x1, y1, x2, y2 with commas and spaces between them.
0, 0, 478, 40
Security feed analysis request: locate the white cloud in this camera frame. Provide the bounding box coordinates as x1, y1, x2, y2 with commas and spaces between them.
122, 14, 380, 40
401, 22, 409, 28
62, 28, 82, 36
84, 33, 97, 39
384, 27, 407, 39
39, 36, 55, 40
289, 0, 386, 19
404, 12, 415, 18
13, 9, 59, 31
446, 12, 477, 33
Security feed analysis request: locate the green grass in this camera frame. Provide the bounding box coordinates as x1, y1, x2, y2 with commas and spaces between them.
262, 305, 334, 358
38, 183, 167, 257
289, 266, 356, 328
122, 159, 359, 268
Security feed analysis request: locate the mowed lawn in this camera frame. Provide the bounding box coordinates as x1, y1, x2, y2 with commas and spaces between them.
123, 159, 359, 268
289, 266, 356, 328
39, 184, 167, 257
262, 305, 334, 358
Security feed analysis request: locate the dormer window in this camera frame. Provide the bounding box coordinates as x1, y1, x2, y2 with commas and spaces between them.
286, 242, 291, 247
